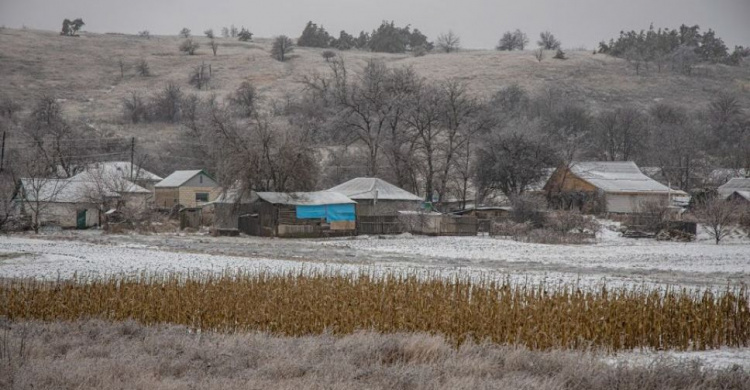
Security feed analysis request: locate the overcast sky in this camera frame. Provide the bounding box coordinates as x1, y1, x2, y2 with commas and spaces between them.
1, 0, 748, 49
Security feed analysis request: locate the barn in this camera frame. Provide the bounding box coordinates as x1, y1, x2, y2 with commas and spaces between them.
544, 161, 688, 214
327, 177, 422, 216
154, 170, 219, 209
245, 191, 357, 237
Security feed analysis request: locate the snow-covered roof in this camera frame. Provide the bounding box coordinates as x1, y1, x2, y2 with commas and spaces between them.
155, 170, 205, 188
718, 178, 750, 200
20, 178, 120, 203
709, 168, 749, 185
328, 177, 422, 201
90, 162, 162, 182
570, 161, 686, 195
256, 191, 356, 206
70, 170, 150, 194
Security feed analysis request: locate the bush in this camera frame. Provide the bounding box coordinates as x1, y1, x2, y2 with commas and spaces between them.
509, 194, 547, 227
179, 39, 199, 55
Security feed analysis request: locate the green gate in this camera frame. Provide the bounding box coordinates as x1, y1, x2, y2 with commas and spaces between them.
76, 210, 87, 229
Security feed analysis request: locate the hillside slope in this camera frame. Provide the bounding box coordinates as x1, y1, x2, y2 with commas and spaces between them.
1, 28, 748, 173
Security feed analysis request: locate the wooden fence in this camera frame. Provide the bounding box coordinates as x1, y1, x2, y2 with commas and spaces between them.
358, 216, 405, 235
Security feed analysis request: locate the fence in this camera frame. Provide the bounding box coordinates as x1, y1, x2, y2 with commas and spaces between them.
358, 216, 405, 235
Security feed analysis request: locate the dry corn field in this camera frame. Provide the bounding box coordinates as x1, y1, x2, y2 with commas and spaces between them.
1, 272, 748, 352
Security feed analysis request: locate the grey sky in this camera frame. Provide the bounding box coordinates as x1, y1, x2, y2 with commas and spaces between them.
1, 0, 748, 49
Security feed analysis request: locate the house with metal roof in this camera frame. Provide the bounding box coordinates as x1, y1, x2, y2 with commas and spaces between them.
544, 161, 689, 213
244, 191, 357, 237
718, 178, 750, 202
327, 177, 422, 216
154, 170, 219, 209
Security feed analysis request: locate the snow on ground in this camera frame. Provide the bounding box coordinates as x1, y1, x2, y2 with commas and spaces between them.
605, 347, 750, 370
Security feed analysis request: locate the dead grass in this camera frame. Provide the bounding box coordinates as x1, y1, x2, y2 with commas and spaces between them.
1, 273, 748, 352
0, 319, 748, 390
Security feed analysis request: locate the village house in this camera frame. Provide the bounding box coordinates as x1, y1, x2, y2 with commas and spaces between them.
244, 191, 357, 237
17, 171, 150, 229
154, 170, 219, 209
327, 177, 423, 216
544, 161, 688, 214
718, 178, 750, 203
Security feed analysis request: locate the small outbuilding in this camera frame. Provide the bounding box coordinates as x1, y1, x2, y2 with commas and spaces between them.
718, 178, 750, 203
154, 170, 219, 209
246, 191, 357, 237
544, 161, 688, 214
327, 177, 422, 216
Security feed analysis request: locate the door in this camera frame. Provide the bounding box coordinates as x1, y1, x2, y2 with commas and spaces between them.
76, 210, 87, 229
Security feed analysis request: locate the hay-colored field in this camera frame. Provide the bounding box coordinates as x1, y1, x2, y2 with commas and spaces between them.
2, 272, 748, 352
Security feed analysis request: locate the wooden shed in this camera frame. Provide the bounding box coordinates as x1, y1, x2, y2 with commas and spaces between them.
544, 161, 688, 214
154, 170, 219, 209
246, 191, 357, 238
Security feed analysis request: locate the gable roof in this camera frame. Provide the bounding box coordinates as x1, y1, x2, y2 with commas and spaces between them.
155, 170, 212, 188
327, 177, 422, 201
20, 178, 120, 203
93, 162, 162, 182
568, 161, 686, 194
70, 170, 150, 194
256, 191, 356, 206
718, 178, 750, 200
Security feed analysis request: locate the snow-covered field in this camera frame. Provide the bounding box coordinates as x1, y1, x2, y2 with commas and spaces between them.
1, 231, 749, 368
1, 226, 748, 288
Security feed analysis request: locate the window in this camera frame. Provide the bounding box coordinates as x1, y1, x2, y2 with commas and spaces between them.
195, 193, 209, 203
199, 175, 203, 184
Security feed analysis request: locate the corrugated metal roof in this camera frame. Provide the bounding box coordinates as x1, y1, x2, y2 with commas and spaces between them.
718, 178, 750, 199
155, 170, 204, 188
570, 162, 686, 194
327, 178, 422, 201
256, 191, 356, 205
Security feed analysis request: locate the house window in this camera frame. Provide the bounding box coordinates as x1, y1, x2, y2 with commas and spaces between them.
195, 193, 209, 203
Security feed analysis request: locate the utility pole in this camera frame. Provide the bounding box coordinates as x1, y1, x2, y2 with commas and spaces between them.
0, 131, 5, 172
130, 137, 135, 179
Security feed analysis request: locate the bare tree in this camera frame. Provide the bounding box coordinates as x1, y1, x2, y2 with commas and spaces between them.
123, 91, 148, 123
534, 48, 544, 62
591, 107, 649, 161
189, 62, 212, 90
436, 30, 461, 53
271, 36, 294, 62
475, 130, 559, 198
228, 81, 259, 117
209, 40, 219, 56
17, 158, 69, 234
0, 172, 18, 231
179, 39, 199, 55
179, 28, 191, 38
537, 31, 561, 50
221, 27, 229, 38
204, 29, 214, 39
117, 58, 128, 79
695, 197, 740, 244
